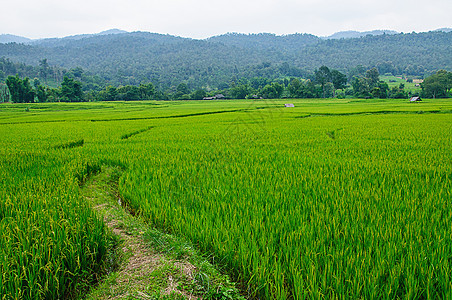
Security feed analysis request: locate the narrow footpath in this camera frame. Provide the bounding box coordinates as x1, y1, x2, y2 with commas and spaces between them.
81, 166, 244, 300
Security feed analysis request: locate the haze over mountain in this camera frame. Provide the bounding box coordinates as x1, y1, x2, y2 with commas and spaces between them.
2, 28, 451, 44
0, 28, 129, 45
0, 34, 32, 44
322, 30, 399, 39
434, 28, 452, 33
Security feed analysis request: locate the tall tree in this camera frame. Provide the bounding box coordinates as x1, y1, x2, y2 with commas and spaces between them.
5, 75, 20, 102
116, 85, 140, 101
191, 89, 207, 100
35, 85, 48, 102
331, 70, 347, 90
315, 66, 332, 98
229, 84, 250, 99
288, 78, 304, 98
20, 77, 35, 103
259, 82, 283, 99
375, 81, 389, 98
139, 83, 155, 100
60, 76, 83, 102
174, 83, 190, 99
366, 68, 380, 89
39, 59, 50, 84
348, 65, 366, 81
351, 77, 371, 98
5, 75, 35, 103
0, 83, 10, 102
106, 86, 118, 100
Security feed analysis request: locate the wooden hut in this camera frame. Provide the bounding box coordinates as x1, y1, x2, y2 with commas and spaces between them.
410, 97, 422, 102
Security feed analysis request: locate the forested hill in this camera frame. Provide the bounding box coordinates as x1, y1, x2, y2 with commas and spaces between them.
207, 33, 320, 51
292, 32, 452, 74
0, 31, 451, 89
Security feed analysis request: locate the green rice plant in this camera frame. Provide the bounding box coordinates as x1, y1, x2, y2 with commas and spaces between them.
115, 101, 452, 299
0, 125, 108, 299
0, 98, 451, 299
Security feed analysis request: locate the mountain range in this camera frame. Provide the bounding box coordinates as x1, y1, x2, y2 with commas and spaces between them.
0, 29, 451, 89
0, 29, 128, 44
2, 28, 451, 44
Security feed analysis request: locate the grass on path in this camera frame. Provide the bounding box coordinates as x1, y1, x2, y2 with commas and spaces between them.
81, 165, 244, 300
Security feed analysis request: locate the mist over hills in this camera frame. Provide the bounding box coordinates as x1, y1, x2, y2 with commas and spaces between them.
0, 29, 127, 45
2, 28, 450, 43
0, 34, 32, 44
322, 30, 399, 39
0, 29, 451, 89
434, 28, 452, 33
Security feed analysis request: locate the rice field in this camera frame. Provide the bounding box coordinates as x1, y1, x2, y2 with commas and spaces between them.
1, 98, 451, 299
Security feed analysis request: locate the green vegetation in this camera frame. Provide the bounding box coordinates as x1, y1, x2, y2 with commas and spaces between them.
0, 143, 108, 298
5, 75, 35, 103
5, 65, 450, 103
82, 166, 243, 299
1, 31, 451, 90
1, 98, 451, 299
421, 70, 452, 98
380, 75, 421, 91
1, 30, 451, 102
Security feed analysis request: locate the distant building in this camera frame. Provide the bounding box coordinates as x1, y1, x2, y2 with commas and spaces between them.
285, 103, 295, 107
410, 97, 422, 102
203, 94, 225, 100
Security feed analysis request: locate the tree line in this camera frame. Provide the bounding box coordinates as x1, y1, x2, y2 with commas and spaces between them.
3, 67, 451, 103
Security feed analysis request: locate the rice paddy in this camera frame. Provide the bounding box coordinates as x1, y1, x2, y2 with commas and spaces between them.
1, 98, 451, 299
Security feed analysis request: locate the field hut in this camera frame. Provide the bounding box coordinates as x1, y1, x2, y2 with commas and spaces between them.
284, 103, 295, 107
410, 96, 422, 102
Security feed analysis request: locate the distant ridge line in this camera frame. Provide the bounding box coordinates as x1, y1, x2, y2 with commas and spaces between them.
1, 28, 451, 43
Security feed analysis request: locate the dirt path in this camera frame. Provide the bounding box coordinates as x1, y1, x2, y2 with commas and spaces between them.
81, 166, 202, 299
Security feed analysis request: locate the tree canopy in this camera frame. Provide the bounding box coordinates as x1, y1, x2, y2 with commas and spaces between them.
6, 75, 34, 103
421, 70, 452, 98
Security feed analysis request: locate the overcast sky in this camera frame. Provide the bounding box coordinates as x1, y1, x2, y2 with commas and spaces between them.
2, 0, 451, 39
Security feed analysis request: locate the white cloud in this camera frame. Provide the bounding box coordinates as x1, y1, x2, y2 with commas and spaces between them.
1, 0, 451, 38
